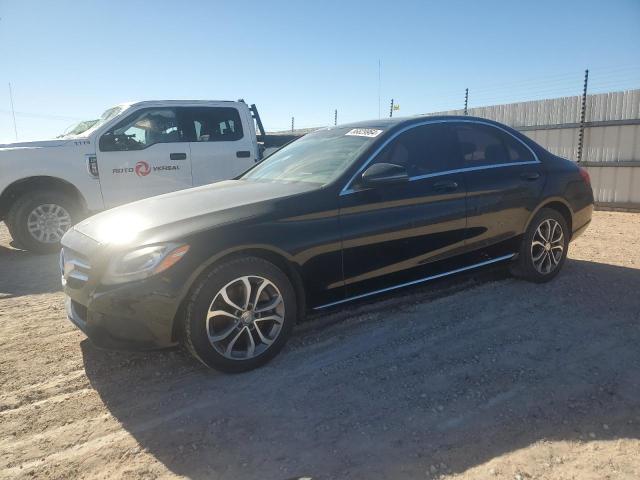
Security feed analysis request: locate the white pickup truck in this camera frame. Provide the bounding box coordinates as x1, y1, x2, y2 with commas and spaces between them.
0, 100, 297, 252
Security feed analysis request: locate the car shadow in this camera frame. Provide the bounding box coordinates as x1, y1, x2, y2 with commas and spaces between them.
0, 244, 62, 298
82, 258, 640, 479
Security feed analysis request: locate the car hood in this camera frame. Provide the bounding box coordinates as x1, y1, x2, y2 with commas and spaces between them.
71, 180, 317, 246
0, 139, 75, 150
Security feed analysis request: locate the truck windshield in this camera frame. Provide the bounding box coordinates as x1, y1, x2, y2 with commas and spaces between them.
58, 119, 99, 138
241, 127, 382, 185
59, 105, 127, 138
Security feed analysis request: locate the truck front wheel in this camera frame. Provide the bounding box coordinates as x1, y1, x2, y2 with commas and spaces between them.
7, 191, 80, 254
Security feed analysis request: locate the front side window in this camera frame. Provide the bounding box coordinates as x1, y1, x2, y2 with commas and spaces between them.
369, 123, 458, 177
453, 123, 533, 166
241, 127, 380, 185
100, 108, 180, 151
183, 107, 244, 142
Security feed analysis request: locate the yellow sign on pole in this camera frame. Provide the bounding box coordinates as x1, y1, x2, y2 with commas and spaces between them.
393, 104, 400, 111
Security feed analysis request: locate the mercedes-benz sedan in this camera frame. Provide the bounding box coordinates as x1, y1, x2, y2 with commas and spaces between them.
60, 116, 594, 372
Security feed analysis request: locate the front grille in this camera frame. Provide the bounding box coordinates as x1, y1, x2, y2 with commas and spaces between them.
61, 247, 92, 287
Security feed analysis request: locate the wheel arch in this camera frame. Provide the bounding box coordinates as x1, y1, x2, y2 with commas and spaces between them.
525, 197, 573, 237
0, 176, 88, 220
171, 245, 307, 342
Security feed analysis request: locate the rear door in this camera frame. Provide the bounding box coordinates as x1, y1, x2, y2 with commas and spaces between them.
183, 106, 257, 187
452, 121, 545, 254
97, 107, 193, 208
339, 122, 468, 299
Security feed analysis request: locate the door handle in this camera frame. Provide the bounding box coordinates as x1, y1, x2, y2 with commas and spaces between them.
433, 181, 459, 192
520, 172, 540, 181
236, 150, 251, 158
170, 153, 187, 160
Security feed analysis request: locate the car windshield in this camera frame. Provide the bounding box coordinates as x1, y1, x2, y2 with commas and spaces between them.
241, 126, 383, 185
58, 105, 127, 138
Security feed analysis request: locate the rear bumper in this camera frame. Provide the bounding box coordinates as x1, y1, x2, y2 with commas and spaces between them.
571, 219, 591, 242
570, 203, 594, 242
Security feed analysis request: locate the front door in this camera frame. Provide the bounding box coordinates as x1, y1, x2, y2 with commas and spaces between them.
339, 122, 468, 299
182, 106, 258, 187
97, 107, 193, 208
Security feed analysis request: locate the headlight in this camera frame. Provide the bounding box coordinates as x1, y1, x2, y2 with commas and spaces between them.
102, 243, 190, 285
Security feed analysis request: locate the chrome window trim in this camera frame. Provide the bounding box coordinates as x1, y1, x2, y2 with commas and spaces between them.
313, 253, 515, 310
340, 118, 540, 196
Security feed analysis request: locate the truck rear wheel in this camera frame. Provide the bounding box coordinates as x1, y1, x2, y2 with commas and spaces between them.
7, 191, 80, 254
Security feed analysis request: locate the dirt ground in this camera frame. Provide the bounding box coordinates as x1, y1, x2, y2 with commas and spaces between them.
1, 211, 639, 480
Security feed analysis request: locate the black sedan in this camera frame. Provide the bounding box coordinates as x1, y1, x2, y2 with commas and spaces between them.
60, 116, 594, 372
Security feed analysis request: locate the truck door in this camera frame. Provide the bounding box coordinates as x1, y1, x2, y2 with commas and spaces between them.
182, 106, 257, 187
96, 107, 193, 208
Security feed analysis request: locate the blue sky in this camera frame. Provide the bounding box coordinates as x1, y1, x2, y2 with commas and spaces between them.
1, 0, 639, 142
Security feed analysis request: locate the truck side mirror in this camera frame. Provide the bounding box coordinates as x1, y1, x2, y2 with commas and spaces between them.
99, 133, 117, 152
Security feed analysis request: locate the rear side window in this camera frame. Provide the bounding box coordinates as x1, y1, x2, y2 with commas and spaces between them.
183, 107, 244, 142
371, 123, 458, 177
502, 132, 535, 162
453, 123, 534, 166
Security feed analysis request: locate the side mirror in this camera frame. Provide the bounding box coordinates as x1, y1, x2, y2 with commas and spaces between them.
360, 163, 409, 187
99, 133, 117, 152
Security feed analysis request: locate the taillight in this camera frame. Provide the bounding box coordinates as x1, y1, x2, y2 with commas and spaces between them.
578, 166, 591, 185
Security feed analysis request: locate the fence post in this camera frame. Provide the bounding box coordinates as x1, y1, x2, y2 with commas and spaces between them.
577, 69, 589, 162
334, 109, 337, 126
389, 99, 394, 118
291, 117, 294, 133
464, 88, 469, 116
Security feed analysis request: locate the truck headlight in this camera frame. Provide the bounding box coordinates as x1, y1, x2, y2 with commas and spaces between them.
102, 244, 190, 285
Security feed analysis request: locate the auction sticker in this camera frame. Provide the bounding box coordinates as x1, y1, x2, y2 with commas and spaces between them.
345, 128, 383, 138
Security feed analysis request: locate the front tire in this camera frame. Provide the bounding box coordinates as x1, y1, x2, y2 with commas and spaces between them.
181, 257, 297, 373
510, 208, 569, 283
7, 191, 80, 254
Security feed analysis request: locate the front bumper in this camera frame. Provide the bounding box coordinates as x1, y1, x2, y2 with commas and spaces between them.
64, 293, 178, 351
60, 234, 183, 351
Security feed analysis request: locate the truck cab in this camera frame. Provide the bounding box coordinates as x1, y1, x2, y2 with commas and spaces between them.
0, 100, 265, 252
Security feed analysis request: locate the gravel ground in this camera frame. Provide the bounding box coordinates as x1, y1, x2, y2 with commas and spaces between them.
1, 211, 639, 480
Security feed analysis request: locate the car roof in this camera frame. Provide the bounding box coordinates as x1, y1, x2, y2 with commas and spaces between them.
338, 115, 502, 131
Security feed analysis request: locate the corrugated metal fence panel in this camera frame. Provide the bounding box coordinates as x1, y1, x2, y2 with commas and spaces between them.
522, 124, 640, 163
584, 124, 640, 162
522, 128, 579, 160
586, 165, 640, 205
586, 90, 640, 122
428, 95, 585, 126
428, 89, 639, 126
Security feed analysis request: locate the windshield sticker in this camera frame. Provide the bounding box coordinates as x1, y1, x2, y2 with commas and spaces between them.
345, 128, 383, 138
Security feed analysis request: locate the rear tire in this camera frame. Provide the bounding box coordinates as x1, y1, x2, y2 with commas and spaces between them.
181, 256, 297, 373
510, 208, 569, 283
7, 191, 80, 254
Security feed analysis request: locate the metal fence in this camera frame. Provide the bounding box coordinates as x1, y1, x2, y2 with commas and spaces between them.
428, 89, 640, 209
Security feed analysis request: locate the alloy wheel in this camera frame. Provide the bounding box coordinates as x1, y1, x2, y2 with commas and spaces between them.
530, 218, 564, 274
26, 203, 72, 244
206, 275, 285, 360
